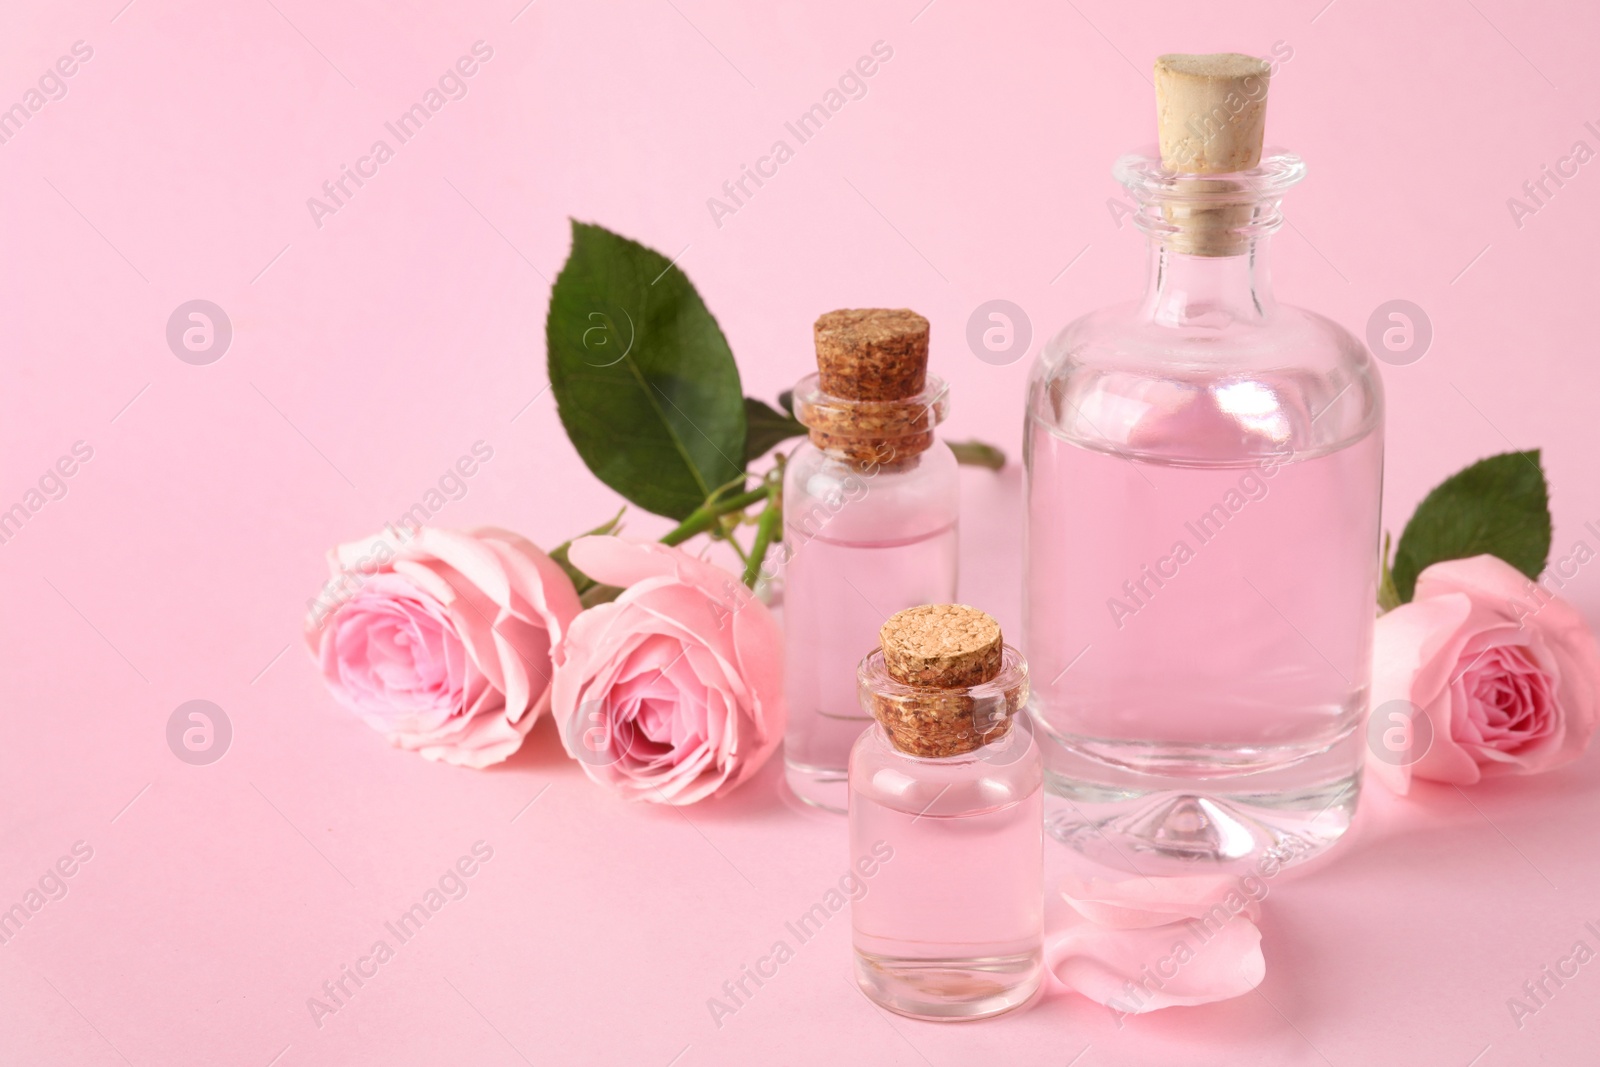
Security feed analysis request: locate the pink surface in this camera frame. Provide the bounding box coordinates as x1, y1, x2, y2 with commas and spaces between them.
3, 1, 1600, 1064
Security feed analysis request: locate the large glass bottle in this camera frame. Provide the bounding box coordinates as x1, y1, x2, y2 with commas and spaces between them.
1023, 55, 1383, 873
783, 309, 959, 813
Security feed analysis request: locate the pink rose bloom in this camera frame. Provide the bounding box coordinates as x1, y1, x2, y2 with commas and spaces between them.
1371, 554, 1600, 793
304, 526, 580, 768
550, 537, 784, 805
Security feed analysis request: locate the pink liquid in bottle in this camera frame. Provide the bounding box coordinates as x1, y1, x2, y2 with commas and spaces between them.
783, 373, 959, 813
1023, 149, 1384, 873
849, 645, 1043, 1020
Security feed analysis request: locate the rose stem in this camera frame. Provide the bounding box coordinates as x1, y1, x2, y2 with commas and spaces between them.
741, 459, 784, 589
660, 485, 769, 546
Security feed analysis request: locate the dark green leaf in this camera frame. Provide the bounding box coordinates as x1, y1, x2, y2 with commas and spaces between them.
777, 389, 795, 415
744, 397, 806, 463
1392, 450, 1551, 603
547, 220, 747, 519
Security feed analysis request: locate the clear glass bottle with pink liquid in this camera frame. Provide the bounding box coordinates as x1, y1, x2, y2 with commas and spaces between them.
849, 605, 1042, 1021
1023, 54, 1383, 872
784, 309, 959, 813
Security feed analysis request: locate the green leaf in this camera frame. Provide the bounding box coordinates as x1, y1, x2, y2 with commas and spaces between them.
777, 389, 795, 415
948, 439, 1007, 471
744, 397, 806, 463
1377, 531, 1402, 613
1391, 450, 1551, 603
547, 220, 747, 520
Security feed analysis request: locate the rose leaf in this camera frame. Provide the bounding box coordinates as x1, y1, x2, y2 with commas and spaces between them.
547, 220, 747, 520
744, 397, 806, 463
948, 439, 1007, 470
1391, 449, 1551, 603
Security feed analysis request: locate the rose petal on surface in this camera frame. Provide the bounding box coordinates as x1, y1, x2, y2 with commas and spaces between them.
1046, 917, 1265, 1014
1060, 872, 1263, 929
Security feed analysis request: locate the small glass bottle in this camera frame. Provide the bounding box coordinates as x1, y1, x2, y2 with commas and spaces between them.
849, 605, 1042, 1021
783, 309, 960, 813
1024, 55, 1383, 872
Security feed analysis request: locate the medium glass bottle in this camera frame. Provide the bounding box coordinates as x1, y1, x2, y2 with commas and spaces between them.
849, 605, 1043, 1021
1023, 54, 1383, 872
783, 309, 959, 813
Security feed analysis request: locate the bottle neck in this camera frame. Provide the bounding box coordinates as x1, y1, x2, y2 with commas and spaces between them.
1138, 235, 1275, 328
791, 372, 949, 469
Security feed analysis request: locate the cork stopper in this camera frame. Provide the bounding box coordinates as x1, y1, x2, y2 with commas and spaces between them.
814, 309, 928, 401
881, 605, 1002, 688
1151, 53, 1272, 257
867, 605, 1016, 758
1154, 53, 1270, 174
804, 309, 935, 466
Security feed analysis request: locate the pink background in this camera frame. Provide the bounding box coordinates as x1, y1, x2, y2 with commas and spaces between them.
4, 0, 1600, 1063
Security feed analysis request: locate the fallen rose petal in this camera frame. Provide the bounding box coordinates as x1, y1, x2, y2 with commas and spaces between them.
1046, 914, 1265, 1015
1060, 871, 1264, 929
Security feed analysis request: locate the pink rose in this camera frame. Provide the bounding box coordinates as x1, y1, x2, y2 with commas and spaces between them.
1370, 554, 1600, 793
304, 526, 580, 768
550, 537, 785, 805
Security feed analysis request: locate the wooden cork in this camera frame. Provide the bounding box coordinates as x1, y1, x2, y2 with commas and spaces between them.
881, 605, 1003, 688
814, 309, 928, 401
870, 605, 1010, 758
806, 309, 934, 465
1154, 53, 1271, 174
1153, 53, 1272, 257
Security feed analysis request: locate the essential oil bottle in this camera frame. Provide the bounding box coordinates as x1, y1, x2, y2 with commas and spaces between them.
1024, 54, 1384, 872
783, 310, 960, 812
849, 605, 1043, 1020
